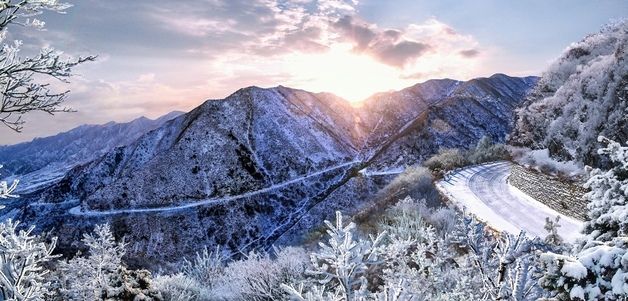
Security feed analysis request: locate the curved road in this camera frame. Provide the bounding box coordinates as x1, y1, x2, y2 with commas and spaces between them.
436, 161, 583, 242
68, 160, 360, 216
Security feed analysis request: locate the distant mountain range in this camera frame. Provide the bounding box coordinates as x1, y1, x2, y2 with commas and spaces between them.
0, 111, 182, 193
3, 74, 538, 268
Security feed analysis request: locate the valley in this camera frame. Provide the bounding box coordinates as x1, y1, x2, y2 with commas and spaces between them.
2, 74, 538, 266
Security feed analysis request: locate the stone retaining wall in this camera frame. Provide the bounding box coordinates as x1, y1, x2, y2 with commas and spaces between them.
508, 164, 588, 221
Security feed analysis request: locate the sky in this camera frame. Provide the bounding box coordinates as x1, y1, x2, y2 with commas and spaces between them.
1, 0, 626, 144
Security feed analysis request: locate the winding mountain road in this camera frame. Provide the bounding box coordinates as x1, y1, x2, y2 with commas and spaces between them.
69, 160, 360, 217
436, 161, 583, 242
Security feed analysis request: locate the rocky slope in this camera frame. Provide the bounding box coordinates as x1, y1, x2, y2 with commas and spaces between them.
9, 74, 537, 268
0, 111, 182, 193
363, 74, 538, 168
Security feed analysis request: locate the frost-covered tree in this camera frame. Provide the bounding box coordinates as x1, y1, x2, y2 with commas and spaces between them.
0, 165, 18, 209
56, 224, 160, 300
283, 211, 387, 300
309, 211, 386, 300
450, 216, 545, 300
543, 216, 563, 247
181, 246, 224, 293
539, 138, 628, 300
0, 219, 58, 301
510, 20, 627, 167
0, 0, 95, 132
57, 224, 126, 299
583, 137, 628, 242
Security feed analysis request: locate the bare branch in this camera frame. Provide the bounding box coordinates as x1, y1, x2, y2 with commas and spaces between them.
0, 0, 94, 132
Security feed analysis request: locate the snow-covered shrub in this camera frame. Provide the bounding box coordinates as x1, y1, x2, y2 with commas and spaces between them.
539, 237, 628, 300
107, 267, 161, 300
510, 147, 585, 179
583, 137, 628, 242
0, 219, 58, 301
424, 138, 509, 176
377, 197, 435, 243
153, 273, 211, 301
353, 167, 439, 232
428, 206, 458, 235
181, 246, 225, 292
468, 136, 510, 165
424, 148, 468, 174
377, 166, 438, 206
539, 137, 628, 300
56, 224, 160, 300
376, 205, 483, 300
378, 197, 457, 239
217, 246, 308, 300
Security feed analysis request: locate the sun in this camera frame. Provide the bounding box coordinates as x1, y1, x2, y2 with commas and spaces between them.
206, 42, 482, 104
282, 44, 412, 102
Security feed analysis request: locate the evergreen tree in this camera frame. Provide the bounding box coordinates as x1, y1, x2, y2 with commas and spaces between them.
539, 137, 628, 300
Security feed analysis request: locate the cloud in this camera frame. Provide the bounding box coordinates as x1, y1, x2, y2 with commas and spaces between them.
460, 49, 480, 57
399, 72, 425, 80
332, 15, 431, 67
331, 15, 377, 49
3, 0, 486, 143
330, 15, 483, 68
140, 1, 477, 69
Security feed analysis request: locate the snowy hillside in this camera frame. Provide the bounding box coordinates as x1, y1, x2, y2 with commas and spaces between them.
511, 20, 628, 167
364, 74, 538, 169
0, 111, 182, 193
11, 74, 537, 266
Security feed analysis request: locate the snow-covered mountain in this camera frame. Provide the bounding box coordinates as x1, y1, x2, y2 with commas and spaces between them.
510, 21, 627, 167
11, 74, 537, 267
361, 74, 538, 169
0, 111, 182, 193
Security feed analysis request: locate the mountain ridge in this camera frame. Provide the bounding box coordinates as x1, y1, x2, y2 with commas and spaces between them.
6, 74, 538, 268
0, 111, 184, 193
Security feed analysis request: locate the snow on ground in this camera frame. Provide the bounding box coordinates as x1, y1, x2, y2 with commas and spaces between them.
436, 161, 583, 242
359, 166, 405, 177
510, 147, 584, 178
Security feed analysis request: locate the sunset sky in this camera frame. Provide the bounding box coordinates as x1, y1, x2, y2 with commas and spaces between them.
2, 0, 627, 144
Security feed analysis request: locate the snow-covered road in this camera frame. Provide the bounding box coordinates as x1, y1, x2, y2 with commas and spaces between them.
69, 160, 360, 216
436, 161, 583, 242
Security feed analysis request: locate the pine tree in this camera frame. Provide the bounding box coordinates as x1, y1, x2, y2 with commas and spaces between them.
539, 137, 628, 300
543, 216, 563, 247
283, 211, 387, 300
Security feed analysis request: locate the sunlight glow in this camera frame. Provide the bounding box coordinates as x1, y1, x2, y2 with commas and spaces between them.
283, 43, 482, 101
283, 44, 408, 101
207, 41, 483, 102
